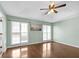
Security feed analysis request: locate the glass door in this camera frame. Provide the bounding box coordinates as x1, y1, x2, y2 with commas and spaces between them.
43, 25, 47, 41
21, 23, 28, 44
47, 25, 51, 40
11, 21, 29, 47
11, 22, 20, 45
43, 25, 51, 41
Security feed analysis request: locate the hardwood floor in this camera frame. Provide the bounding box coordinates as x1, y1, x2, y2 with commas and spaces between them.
1, 42, 79, 58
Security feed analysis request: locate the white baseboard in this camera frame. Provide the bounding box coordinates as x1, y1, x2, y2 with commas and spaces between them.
7, 40, 53, 48
54, 41, 79, 48
28, 40, 53, 45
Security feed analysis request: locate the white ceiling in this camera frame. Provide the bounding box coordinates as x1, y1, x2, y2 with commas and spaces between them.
0, 1, 79, 22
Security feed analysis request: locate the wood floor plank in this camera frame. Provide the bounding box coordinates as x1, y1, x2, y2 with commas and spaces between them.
1, 42, 79, 58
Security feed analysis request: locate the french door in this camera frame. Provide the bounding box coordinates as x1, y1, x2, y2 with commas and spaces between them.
21, 23, 28, 44
43, 25, 51, 41
11, 21, 29, 46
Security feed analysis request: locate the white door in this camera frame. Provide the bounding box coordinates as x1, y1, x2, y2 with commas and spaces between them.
11, 21, 29, 46
21, 23, 28, 44
43, 25, 51, 41
11, 22, 20, 45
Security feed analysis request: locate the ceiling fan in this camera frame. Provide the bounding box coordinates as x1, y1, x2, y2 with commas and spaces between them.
40, 1, 66, 15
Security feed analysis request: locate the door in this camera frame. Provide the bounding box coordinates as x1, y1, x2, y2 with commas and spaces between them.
21, 23, 28, 44
11, 21, 29, 46
43, 25, 51, 41
11, 22, 20, 45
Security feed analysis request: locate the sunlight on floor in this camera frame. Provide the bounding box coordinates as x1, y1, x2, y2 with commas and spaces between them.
42, 43, 51, 57
21, 47, 28, 58
12, 48, 20, 58
12, 47, 28, 58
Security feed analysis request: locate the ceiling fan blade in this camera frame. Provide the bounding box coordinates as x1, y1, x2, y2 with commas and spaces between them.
53, 10, 58, 13
44, 11, 48, 15
40, 8, 48, 10
55, 4, 66, 8
50, 1, 55, 6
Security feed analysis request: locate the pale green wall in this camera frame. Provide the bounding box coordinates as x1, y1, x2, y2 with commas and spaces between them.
6, 15, 52, 48
29, 31, 43, 44
53, 16, 79, 48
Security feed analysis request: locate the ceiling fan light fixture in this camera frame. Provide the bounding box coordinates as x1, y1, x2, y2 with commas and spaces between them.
50, 9, 54, 12
40, 1, 66, 15
47, 11, 51, 15
47, 9, 54, 15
